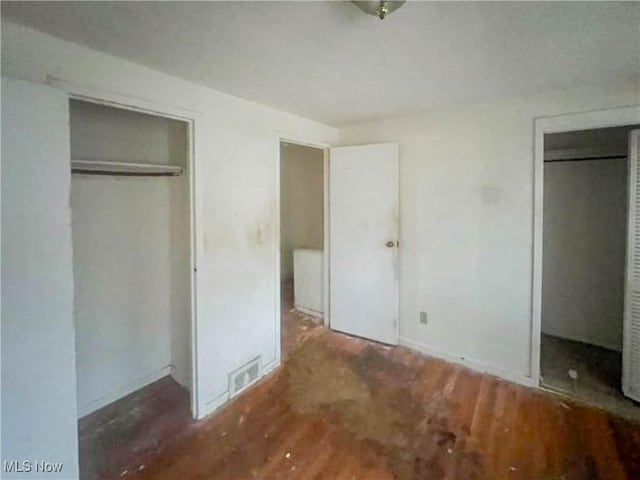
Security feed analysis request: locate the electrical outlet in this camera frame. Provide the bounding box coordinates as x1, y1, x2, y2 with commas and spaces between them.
419, 311, 428, 325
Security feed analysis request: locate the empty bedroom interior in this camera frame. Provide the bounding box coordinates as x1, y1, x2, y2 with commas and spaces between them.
1, 1, 640, 479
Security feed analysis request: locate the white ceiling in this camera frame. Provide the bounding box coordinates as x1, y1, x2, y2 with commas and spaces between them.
2, 1, 639, 126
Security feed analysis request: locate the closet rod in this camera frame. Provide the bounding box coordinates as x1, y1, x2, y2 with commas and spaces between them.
544, 155, 626, 164
71, 169, 180, 177
71, 159, 183, 176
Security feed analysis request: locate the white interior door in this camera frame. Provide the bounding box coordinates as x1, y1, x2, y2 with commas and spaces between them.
623, 129, 640, 402
329, 143, 399, 345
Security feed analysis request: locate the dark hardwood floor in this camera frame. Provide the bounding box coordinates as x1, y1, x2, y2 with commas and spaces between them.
78, 376, 194, 480
281, 278, 323, 360
78, 286, 640, 479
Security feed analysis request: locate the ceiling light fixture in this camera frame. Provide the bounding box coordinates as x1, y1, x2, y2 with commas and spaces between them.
352, 1, 406, 20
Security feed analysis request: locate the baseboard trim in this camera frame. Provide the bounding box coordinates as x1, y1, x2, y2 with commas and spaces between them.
262, 358, 280, 376
294, 305, 324, 320
541, 328, 622, 353
198, 358, 281, 420
398, 337, 536, 388
77, 365, 172, 418
170, 364, 191, 392
200, 389, 230, 419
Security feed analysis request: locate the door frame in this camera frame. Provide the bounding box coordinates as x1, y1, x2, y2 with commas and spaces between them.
274, 133, 332, 366
46, 77, 206, 419
531, 105, 640, 386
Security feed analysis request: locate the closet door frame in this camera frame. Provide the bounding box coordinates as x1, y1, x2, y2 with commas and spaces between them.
532, 105, 640, 388
48, 77, 204, 419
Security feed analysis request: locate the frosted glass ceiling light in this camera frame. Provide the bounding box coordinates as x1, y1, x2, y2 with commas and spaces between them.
352, 1, 406, 20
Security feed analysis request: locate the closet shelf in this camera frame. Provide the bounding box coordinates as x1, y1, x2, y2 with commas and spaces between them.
71, 159, 183, 176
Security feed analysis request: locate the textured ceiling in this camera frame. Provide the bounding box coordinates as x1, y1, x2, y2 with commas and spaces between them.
2, 1, 639, 126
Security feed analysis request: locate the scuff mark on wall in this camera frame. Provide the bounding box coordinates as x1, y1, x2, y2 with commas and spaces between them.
249, 204, 275, 248
256, 226, 264, 245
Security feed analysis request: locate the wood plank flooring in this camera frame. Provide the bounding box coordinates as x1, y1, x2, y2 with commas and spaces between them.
78, 376, 194, 480
101, 328, 640, 480
79, 284, 640, 479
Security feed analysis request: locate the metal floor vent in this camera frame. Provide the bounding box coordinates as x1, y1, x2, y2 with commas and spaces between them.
229, 356, 261, 398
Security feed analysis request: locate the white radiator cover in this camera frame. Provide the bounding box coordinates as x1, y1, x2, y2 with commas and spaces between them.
293, 248, 323, 318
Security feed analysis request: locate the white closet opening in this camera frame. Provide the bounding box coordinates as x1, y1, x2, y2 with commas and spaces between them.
540, 124, 640, 421
69, 99, 192, 418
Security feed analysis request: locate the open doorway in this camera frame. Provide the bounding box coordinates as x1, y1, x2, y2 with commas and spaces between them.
69, 98, 194, 478
540, 124, 640, 420
279, 141, 326, 359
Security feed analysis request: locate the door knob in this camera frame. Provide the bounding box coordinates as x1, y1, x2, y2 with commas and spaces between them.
386, 241, 395, 248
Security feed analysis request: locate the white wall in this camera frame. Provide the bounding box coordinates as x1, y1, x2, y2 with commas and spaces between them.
169, 172, 193, 390
542, 157, 627, 351
70, 101, 191, 416
1, 21, 337, 466
280, 143, 324, 280
1, 77, 79, 478
71, 177, 175, 413
339, 82, 640, 384
70, 99, 188, 166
